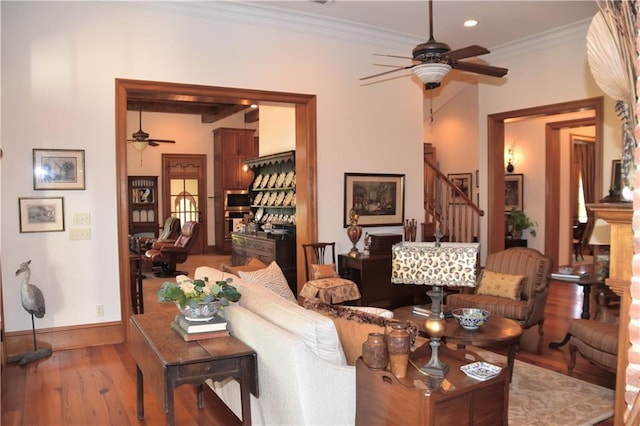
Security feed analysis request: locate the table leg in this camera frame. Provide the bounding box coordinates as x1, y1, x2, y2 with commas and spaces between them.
581, 285, 591, 319
136, 258, 144, 313
136, 365, 144, 420
165, 382, 175, 426
197, 384, 204, 409
507, 343, 517, 383
240, 356, 253, 426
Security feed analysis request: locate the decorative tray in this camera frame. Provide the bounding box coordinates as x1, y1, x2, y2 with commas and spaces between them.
260, 173, 270, 189
253, 174, 263, 189
460, 362, 502, 381
284, 170, 295, 187
253, 192, 264, 205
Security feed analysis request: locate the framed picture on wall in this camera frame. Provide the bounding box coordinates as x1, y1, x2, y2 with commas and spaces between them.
447, 173, 472, 201
33, 149, 85, 190
611, 159, 622, 192
343, 173, 405, 227
19, 197, 65, 233
505, 174, 524, 212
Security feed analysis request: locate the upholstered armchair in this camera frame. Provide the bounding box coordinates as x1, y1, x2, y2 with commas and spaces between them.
144, 221, 200, 277
446, 247, 552, 336
139, 216, 181, 251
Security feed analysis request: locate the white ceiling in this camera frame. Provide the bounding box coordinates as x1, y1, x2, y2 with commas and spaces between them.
250, 1, 599, 52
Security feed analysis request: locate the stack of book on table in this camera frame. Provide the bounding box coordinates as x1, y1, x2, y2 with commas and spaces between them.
550, 270, 589, 282
171, 314, 230, 341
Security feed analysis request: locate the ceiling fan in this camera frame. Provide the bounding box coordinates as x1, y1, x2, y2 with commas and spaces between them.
360, 0, 508, 90
127, 103, 176, 147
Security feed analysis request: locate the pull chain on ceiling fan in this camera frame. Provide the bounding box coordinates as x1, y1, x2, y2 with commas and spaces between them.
360, 0, 508, 90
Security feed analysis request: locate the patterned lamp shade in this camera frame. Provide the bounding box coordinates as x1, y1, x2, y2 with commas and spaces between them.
391, 242, 480, 287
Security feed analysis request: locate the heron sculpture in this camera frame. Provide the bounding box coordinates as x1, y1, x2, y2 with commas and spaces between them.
8, 260, 52, 365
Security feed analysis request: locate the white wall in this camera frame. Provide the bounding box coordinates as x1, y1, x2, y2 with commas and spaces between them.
1, 2, 424, 331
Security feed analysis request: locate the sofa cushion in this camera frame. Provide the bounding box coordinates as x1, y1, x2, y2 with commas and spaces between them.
305, 299, 418, 365
239, 261, 297, 303
220, 257, 267, 276
195, 266, 347, 366
312, 263, 339, 279
476, 270, 525, 300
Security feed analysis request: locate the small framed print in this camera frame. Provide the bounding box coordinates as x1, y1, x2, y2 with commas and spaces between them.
33, 149, 85, 190
447, 173, 472, 201
19, 197, 65, 233
505, 173, 524, 212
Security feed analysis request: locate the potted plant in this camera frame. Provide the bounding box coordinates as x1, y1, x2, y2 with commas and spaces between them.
158, 276, 241, 321
507, 208, 537, 239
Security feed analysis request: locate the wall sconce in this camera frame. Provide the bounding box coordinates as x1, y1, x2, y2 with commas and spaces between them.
505, 148, 517, 173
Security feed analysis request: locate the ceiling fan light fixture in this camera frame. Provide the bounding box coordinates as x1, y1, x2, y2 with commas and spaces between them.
412, 63, 451, 85
132, 141, 148, 152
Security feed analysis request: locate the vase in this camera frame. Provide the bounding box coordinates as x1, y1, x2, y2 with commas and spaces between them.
511, 229, 522, 240
362, 332, 388, 369
176, 301, 221, 321
385, 323, 410, 378
347, 209, 362, 258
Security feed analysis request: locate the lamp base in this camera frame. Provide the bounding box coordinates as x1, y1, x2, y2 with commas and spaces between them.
420, 337, 448, 378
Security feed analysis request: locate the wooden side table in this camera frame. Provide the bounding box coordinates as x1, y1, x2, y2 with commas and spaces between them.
356, 344, 509, 425
130, 312, 258, 425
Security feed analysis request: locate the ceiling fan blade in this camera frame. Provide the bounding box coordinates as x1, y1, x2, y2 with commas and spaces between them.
360, 64, 415, 81
373, 53, 415, 61
147, 139, 176, 144
453, 61, 508, 78
444, 45, 490, 61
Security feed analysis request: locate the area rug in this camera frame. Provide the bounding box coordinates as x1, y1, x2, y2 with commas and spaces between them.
475, 349, 614, 426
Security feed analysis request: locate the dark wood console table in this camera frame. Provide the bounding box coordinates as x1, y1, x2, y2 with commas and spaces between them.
338, 254, 426, 308
130, 312, 258, 425
356, 344, 509, 425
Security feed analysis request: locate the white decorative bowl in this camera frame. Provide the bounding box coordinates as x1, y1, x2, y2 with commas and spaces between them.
177, 301, 221, 321
452, 308, 490, 330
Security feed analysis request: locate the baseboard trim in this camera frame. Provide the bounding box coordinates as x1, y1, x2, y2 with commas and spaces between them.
5, 321, 123, 356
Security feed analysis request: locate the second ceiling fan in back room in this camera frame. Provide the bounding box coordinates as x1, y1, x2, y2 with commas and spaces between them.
360, 0, 508, 90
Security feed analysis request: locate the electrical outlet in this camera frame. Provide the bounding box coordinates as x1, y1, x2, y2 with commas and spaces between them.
95, 304, 104, 317
73, 213, 91, 225
69, 228, 91, 240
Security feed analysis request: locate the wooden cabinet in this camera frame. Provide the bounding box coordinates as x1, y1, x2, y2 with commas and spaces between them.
231, 232, 296, 294
245, 150, 296, 233
339, 254, 426, 309
128, 176, 159, 236
356, 346, 508, 426
213, 128, 258, 253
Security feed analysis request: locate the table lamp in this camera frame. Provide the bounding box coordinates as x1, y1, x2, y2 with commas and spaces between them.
391, 241, 480, 377
589, 218, 611, 278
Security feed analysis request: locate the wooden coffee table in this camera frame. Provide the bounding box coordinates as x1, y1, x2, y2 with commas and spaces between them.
393, 305, 523, 381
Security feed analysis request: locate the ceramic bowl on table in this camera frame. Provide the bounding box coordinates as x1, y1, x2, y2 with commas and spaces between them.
451, 308, 490, 330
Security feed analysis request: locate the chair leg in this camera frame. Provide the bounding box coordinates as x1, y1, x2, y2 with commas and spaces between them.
537, 319, 544, 337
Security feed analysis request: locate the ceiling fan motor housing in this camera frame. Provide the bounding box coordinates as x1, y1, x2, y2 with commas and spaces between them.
412, 39, 451, 62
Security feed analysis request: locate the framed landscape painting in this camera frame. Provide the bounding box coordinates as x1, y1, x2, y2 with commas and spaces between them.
505, 173, 524, 212
19, 197, 65, 233
33, 149, 85, 190
343, 173, 405, 227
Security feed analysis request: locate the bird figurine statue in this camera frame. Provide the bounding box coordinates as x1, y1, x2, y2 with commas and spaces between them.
8, 260, 52, 365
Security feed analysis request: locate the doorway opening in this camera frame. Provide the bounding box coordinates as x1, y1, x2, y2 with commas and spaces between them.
116, 79, 318, 340
487, 97, 604, 267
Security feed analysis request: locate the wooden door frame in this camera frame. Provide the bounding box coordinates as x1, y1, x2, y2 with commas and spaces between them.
116, 79, 317, 340
487, 97, 603, 262
161, 153, 208, 254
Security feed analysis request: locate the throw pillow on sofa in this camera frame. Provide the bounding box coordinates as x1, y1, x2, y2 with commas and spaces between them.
311, 263, 339, 279
238, 261, 297, 303
304, 298, 419, 365
221, 257, 267, 276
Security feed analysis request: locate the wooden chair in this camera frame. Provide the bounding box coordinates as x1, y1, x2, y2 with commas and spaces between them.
299, 242, 361, 304
447, 247, 552, 336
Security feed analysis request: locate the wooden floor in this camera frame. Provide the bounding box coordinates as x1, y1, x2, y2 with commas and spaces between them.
1, 254, 617, 425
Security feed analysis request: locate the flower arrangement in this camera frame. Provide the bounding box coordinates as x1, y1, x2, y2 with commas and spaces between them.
158, 276, 241, 309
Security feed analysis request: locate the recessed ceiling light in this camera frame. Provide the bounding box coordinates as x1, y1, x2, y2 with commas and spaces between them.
464, 19, 478, 28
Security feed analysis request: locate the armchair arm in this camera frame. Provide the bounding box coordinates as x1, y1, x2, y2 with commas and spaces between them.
160, 245, 188, 255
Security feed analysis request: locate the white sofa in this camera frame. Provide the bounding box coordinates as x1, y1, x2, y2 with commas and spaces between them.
194, 266, 356, 426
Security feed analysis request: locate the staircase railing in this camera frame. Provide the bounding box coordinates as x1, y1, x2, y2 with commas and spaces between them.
423, 157, 484, 244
